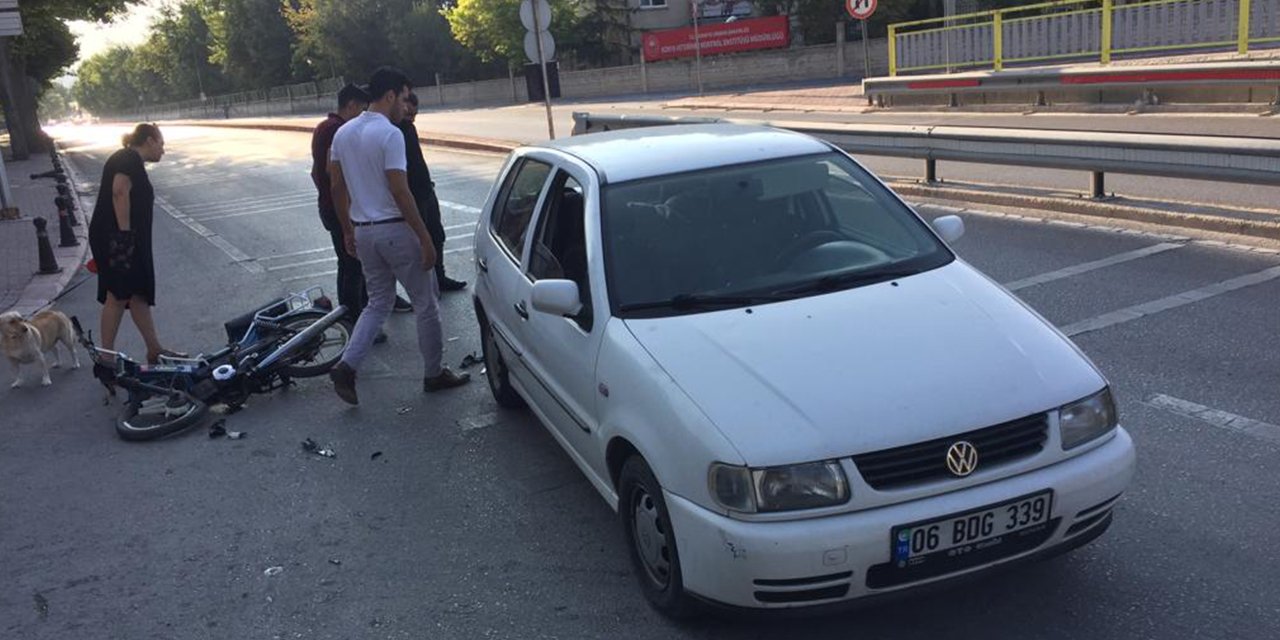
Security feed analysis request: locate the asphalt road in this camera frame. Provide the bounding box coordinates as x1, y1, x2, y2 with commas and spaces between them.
3, 124, 1279, 639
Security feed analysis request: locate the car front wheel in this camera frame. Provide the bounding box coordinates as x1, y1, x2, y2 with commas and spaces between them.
619, 455, 696, 619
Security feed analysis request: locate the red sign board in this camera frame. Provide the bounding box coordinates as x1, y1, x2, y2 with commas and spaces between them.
642, 16, 791, 63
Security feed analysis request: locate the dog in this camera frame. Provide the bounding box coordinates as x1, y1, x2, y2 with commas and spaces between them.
1, 309, 80, 388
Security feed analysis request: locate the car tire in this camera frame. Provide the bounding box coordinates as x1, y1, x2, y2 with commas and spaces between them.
478, 311, 525, 409
619, 455, 697, 619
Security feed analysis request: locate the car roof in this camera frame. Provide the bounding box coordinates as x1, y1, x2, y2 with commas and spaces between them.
537, 123, 832, 184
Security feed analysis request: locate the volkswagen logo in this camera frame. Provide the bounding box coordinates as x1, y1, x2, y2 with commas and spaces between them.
945, 441, 979, 477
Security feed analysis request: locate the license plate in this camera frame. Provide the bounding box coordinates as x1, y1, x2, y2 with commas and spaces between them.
892, 491, 1053, 566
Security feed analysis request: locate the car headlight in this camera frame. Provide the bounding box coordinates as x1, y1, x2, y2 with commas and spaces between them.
709, 461, 849, 513
1060, 387, 1118, 450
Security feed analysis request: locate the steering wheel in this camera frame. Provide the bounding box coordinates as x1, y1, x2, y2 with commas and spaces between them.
773, 230, 847, 270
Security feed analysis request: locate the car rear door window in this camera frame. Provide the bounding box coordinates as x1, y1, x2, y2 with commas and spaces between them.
491, 158, 553, 263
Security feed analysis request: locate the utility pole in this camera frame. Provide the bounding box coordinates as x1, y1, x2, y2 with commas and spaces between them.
692, 0, 704, 96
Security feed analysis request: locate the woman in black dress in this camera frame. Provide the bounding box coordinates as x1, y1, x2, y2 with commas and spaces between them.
88, 123, 179, 364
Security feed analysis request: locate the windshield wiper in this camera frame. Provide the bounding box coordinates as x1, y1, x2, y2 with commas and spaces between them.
619, 293, 786, 313
774, 267, 921, 297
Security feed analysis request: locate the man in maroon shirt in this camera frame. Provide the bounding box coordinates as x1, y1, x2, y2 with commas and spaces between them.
312, 84, 370, 324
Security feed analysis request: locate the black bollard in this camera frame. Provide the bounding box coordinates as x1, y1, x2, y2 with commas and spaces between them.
34, 218, 63, 275
54, 184, 80, 226
55, 197, 79, 248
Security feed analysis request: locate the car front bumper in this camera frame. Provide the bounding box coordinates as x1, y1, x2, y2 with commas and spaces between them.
665, 427, 1135, 610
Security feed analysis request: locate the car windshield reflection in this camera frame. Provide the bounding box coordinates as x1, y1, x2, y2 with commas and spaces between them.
602, 152, 954, 317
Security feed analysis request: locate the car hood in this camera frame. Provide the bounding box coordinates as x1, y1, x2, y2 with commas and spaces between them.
623, 261, 1106, 467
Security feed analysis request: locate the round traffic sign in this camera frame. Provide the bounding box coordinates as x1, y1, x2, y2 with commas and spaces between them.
846, 0, 876, 20
519, 0, 551, 32
524, 30, 556, 63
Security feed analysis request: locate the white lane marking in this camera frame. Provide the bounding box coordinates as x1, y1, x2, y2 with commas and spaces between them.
447, 232, 475, 242
179, 190, 313, 214
1147, 394, 1280, 446
914, 203, 1192, 243
258, 247, 331, 261
194, 201, 314, 222
1060, 264, 1280, 337
440, 200, 482, 215
154, 195, 264, 273
445, 222, 476, 231
266, 256, 335, 272
1003, 243, 1186, 291
443, 246, 472, 255
280, 269, 337, 283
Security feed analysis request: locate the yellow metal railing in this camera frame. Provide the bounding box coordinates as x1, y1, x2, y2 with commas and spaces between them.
887, 0, 1265, 76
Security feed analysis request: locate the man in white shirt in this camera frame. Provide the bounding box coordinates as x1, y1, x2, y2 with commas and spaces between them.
327, 67, 470, 404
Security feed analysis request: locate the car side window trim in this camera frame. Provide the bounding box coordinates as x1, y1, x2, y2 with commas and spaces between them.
489, 156, 555, 270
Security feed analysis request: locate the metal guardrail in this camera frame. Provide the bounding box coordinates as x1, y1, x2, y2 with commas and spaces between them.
570, 111, 1280, 198
888, 0, 1280, 76
862, 60, 1280, 105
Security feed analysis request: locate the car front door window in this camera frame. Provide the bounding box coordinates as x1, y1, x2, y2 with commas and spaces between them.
492, 158, 553, 263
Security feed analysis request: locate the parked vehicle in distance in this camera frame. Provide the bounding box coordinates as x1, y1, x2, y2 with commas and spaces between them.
471, 123, 1135, 616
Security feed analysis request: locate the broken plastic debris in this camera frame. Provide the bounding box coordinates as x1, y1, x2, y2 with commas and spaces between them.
328, 559, 342, 566
302, 438, 337, 458
370, 451, 383, 461
459, 352, 485, 369
210, 420, 246, 440
396, 406, 412, 415
263, 566, 284, 576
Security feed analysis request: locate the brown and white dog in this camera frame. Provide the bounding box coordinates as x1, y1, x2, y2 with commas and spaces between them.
1, 309, 80, 388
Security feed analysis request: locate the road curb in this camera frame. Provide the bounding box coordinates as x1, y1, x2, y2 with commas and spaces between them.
8, 148, 95, 316
890, 182, 1280, 242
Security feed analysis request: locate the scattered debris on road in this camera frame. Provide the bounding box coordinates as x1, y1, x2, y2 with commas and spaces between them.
370, 451, 383, 461
301, 438, 336, 458
263, 566, 284, 576
209, 420, 246, 440
396, 406, 412, 415
328, 559, 342, 566
459, 352, 484, 369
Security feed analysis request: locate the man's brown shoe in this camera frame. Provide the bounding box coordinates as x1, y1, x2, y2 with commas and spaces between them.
330, 362, 359, 405
423, 367, 471, 392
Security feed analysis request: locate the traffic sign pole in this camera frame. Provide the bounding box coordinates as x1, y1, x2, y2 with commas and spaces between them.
845, 0, 877, 79
531, 2, 555, 140
861, 20, 870, 79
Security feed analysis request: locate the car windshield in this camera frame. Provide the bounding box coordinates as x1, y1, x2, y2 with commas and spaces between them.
602, 152, 954, 316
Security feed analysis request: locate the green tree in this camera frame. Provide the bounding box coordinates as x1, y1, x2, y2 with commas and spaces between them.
72, 46, 141, 114
216, 0, 296, 89
283, 0, 500, 86
442, 0, 584, 66
4, 0, 141, 156
37, 83, 77, 123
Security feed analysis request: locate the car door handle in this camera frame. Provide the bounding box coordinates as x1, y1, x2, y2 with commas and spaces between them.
514, 301, 529, 320
478, 257, 488, 273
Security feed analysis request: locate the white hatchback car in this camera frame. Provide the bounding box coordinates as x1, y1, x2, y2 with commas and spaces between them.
471, 124, 1135, 616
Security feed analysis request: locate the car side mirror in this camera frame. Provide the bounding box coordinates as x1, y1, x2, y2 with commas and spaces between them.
531, 280, 583, 317
931, 215, 965, 243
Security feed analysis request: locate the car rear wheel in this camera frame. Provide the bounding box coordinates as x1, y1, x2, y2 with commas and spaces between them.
478, 311, 525, 409
619, 455, 697, 619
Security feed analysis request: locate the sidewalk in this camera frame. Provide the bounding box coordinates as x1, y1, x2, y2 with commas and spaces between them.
0, 147, 93, 315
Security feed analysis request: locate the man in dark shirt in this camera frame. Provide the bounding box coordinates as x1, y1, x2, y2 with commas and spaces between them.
398, 92, 467, 292
312, 85, 409, 324
312, 84, 371, 323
